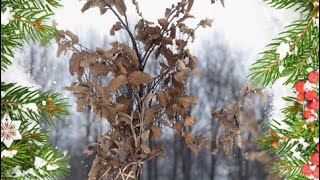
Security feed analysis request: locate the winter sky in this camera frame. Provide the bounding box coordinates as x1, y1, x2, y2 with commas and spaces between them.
3, 0, 300, 92
54, 0, 299, 61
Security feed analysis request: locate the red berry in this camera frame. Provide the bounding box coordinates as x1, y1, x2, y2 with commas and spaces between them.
308, 100, 319, 110
308, 71, 319, 84
297, 93, 305, 101
302, 164, 313, 176
313, 166, 319, 178
295, 81, 306, 93
305, 90, 318, 101
311, 152, 319, 165
303, 110, 312, 119
317, 144, 319, 152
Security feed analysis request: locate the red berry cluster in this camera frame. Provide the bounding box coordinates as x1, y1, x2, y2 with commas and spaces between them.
301, 144, 319, 179
295, 71, 319, 121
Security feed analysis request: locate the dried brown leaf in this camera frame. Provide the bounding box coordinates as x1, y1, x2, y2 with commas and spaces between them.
172, 122, 182, 131
121, 44, 139, 69
65, 30, 79, 44
174, 71, 187, 84
157, 92, 168, 108
218, 134, 232, 142
199, 18, 214, 28
185, 49, 197, 70
184, 116, 195, 126
144, 107, 157, 124
188, 143, 199, 155
203, 140, 212, 149
151, 126, 163, 138
56, 43, 70, 57
158, 18, 169, 29
184, 132, 194, 145
128, 71, 152, 86
140, 143, 151, 154
110, 21, 123, 36
236, 134, 242, 148
177, 95, 197, 109
218, 134, 233, 155
100, 5, 108, 15
220, 0, 225, 7
187, 0, 194, 12
211, 144, 221, 155
107, 75, 128, 93
66, 85, 89, 92
90, 63, 113, 79
81, 0, 93, 13
224, 139, 233, 155
179, 23, 192, 34
69, 53, 84, 79
80, 52, 98, 68
176, 39, 187, 50
221, 117, 240, 134
96, 47, 114, 59
165, 8, 171, 18
211, 109, 223, 118
115, 0, 127, 16
170, 24, 176, 39
84, 143, 98, 156
140, 130, 150, 142
144, 92, 155, 105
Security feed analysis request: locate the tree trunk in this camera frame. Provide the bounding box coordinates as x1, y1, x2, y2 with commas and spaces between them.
172, 135, 178, 180
237, 147, 244, 180
182, 141, 192, 180
153, 158, 158, 180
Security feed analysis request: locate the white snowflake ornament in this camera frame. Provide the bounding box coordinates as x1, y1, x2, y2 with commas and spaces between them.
1, 113, 22, 148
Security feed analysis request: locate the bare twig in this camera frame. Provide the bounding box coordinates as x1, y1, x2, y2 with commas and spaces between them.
105, 4, 142, 68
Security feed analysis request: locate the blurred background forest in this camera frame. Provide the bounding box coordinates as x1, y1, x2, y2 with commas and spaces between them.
15, 32, 272, 180
3, 0, 302, 179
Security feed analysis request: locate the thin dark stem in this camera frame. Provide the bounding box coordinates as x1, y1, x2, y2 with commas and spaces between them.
124, 13, 129, 27
141, 45, 157, 69
141, 8, 178, 67
106, 5, 142, 69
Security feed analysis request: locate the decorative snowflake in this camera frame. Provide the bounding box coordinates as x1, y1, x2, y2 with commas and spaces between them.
1, 113, 22, 148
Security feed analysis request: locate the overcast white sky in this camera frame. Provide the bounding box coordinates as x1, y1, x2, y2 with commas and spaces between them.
54, 0, 300, 60
3, 0, 300, 89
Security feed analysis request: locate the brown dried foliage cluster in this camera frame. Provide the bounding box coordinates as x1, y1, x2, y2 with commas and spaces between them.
54, 0, 262, 179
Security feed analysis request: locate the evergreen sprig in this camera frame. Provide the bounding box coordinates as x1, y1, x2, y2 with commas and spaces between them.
1, 83, 69, 123
1, 1, 70, 179
1, 0, 61, 71
248, 8, 319, 87
264, 0, 313, 12
250, 0, 319, 179
1, 83, 69, 179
